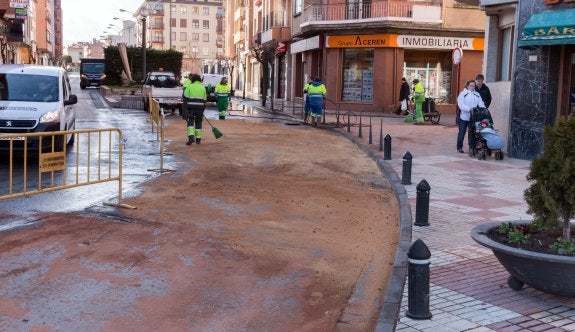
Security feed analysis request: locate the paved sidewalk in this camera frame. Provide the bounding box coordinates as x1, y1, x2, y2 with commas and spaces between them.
240, 98, 575, 332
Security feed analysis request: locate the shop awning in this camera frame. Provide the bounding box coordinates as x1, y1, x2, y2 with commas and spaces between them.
518, 9, 575, 48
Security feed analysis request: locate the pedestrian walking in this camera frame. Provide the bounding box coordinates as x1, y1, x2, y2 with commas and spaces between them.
456, 79, 485, 153
475, 74, 492, 108
306, 77, 327, 127
303, 78, 313, 124
215, 77, 231, 120
412, 79, 425, 124
182, 73, 207, 145
395, 77, 410, 115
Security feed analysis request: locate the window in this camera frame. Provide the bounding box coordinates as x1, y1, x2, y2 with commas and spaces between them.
192, 20, 199, 28
171, 4, 177, 15
192, 6, 199, 15
202, 47, 209, 56
192, 33, 199, 41
203, 7, 210, 15
171, 18, 176, 28
192, 46, 198, 55
497, 26, 514, 81
341, 48, 374, 102
180, 7, 187, 15
171, 32, 176, 41
203, 33, 210, 42
180, 19, 187, 28
181, 45, 187, 53
294, 0, 302, 15
180, 32, 187, 41
203, 20, 209, 29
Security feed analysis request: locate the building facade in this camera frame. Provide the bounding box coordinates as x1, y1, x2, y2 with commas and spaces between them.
0, 0, 62, 65
227, 0, 486, 111
481, 0, 575, 160
135, 0, 225, 75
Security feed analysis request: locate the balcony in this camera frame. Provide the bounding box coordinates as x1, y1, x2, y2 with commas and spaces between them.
233, 31, 244, 44
151, 37, 165, 43
150, 9, 164, 16
293, 0, 442, 36
261, 10, 291, 43
150, 22, 164, 29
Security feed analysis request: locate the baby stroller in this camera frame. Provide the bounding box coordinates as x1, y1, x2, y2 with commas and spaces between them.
468, 107, 505, 160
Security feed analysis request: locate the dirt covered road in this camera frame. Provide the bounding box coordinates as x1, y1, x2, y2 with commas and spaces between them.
0, 113, 399, 331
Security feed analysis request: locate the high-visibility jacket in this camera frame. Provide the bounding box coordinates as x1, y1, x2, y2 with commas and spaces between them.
183, 81, 207, 110
413, 82, 425, 103
215, 83, 231, 98
307, 82, 326, 107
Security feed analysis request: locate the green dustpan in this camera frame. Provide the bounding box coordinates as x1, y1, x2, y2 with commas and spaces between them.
203, 116, 223, 139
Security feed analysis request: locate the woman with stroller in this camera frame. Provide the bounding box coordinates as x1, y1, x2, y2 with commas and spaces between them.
456, 80, 485, 153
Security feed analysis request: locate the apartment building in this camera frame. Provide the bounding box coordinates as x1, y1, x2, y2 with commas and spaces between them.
0, 0, 61, 65
227, 0, 487, 111
135, 0, 225, 75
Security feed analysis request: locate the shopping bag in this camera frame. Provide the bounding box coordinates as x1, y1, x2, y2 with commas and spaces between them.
401, 99, 407, 111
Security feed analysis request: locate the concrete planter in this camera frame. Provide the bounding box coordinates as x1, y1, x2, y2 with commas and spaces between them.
471, 221, 575, 297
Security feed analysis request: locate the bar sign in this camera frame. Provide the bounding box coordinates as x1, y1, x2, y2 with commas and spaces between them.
10, 0, 29, 9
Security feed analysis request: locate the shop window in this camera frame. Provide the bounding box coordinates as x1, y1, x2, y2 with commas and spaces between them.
342, 48, 374, 103
403, 51, 452, 100
497, 26, 514, 81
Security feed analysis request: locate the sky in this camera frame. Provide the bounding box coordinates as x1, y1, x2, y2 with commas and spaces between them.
61, 0, 144, 45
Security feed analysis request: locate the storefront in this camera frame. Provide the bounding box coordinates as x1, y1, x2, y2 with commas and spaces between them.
504, 3, 575, 159
292, 33, 484, 113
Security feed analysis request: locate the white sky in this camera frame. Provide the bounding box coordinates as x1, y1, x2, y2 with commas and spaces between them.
61, 0, 144, 45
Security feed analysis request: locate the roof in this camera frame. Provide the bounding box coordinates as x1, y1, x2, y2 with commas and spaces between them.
0, 65, 64, 76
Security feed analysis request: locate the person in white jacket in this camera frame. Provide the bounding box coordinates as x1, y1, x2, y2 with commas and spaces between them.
456, 80, 486, 153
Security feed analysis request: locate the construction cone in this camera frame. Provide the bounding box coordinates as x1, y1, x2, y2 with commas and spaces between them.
203, 116, 223, 139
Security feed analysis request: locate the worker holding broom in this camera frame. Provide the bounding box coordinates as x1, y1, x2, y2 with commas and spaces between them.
182, 73, 207, 145
215, 77, 231, 120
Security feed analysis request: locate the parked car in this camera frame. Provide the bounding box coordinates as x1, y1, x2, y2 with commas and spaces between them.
141, 71, 183, 113
0, 65, 77, 153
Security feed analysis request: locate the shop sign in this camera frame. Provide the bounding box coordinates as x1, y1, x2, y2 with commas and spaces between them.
276, 42, 286, 54
395, 35, 483, 50
326, 34, 391, 48
290, 36, 320, 54
15, 8, 27, 19
544, 0, 575, 4
9, 0, 28, 8
326, 34, 484, 51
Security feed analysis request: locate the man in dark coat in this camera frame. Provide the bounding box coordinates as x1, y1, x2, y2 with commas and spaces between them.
395, 77, 410, 115
475, 74, 492, 108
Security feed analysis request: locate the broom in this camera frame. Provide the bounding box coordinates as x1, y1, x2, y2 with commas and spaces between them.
203, 116, 223, 139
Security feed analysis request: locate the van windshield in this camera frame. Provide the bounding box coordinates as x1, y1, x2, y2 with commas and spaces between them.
0, 74, 59, 102
82, 63, 105, 74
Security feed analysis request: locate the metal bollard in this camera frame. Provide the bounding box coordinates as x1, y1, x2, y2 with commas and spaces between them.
401, 151, 413, 185
347, 111, 351, 133
359, 114, 363, 138
336, 108, 340, 127
383, 134, 392, 160
368, 117, 373, 144
406, 239, 433, 320
379, 119, 383, 152
415, 179, 430, 226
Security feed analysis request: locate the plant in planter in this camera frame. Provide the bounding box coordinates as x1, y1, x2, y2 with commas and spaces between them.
471, 116, 575, 296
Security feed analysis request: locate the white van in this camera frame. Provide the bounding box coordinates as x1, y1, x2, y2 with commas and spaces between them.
0, 65, 77, 153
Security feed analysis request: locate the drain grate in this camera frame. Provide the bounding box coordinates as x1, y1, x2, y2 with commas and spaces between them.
89, 91, 107, 109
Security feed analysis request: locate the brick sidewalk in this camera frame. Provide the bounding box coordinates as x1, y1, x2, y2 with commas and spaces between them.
240, 98, 575, 332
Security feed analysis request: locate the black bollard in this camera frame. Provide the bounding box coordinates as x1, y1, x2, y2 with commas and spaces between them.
336, 109, 340, 127
368, 117, 373, 144
347, 111, 351, 133
415, 179, 431, 226
401, 151, 413, 185
383, 134, 392, 160
359, 114, 363, 138
379, 119, 383, 152
406, 239, 432, 320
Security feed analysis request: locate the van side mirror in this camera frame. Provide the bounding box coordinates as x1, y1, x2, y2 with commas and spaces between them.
65, 94, 78, 105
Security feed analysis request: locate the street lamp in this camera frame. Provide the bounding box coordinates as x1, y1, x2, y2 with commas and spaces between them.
140, 6, 150, 83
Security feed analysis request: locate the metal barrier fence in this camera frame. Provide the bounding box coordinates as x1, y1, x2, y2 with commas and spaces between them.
146, 92, 171, 173
0, 128, 135, 209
